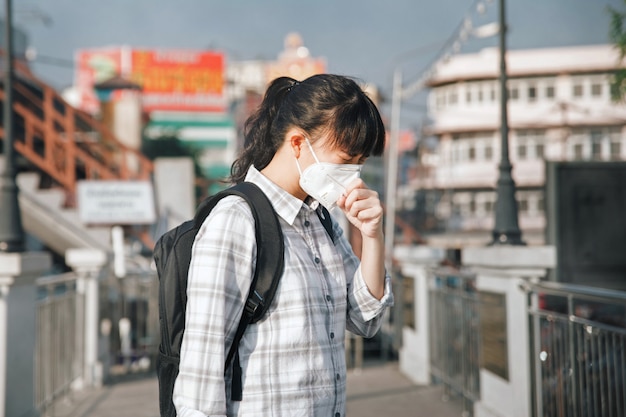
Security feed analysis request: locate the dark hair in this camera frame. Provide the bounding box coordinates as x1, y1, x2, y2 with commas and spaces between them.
230, 73, 386, 183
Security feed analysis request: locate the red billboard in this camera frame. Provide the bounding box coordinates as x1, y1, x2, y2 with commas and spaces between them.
130, 49, 225, 112
75, 47, 226, 114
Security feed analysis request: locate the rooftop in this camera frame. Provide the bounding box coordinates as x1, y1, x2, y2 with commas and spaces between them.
428, 44, 622, 86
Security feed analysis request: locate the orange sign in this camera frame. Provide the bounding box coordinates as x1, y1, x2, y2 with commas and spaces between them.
130, 50, 225, 112
130, 50, 223, 94
74, 48, 226, 114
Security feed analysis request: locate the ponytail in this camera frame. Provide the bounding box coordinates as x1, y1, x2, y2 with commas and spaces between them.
230, 76, 298, 183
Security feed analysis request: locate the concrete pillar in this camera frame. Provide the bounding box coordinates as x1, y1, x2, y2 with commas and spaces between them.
65, 248, 108, 388
154, 158, 195, 233
463, 246, 555, 417
394, 245, 444, 385
0, 251, 51, 417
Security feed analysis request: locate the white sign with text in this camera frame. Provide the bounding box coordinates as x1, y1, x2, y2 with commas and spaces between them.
77, 180, 157, 225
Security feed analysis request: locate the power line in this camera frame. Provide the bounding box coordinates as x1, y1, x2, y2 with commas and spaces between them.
401, 0, 495, 99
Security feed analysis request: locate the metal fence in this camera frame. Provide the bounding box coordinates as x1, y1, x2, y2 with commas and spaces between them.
97, 269, 159, 375
34, 266, 160, 414
526, 281, 626, 417
35, 272, 85, 415
428, 267, 481, 416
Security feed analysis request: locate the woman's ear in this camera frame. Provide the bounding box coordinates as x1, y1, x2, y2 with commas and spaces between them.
289, 131, 305, 158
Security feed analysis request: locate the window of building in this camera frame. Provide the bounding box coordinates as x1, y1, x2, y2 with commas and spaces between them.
536, 143, 545, 159
490, 87, 496, 101
610, 140, 622, 160
484, 200, 494, 213
478, 89, 484, 103
509, 87, 519, 101
449, 90, 458, 105
574, 143, 584, 160
546, 85, 555, 99
469, 145, 476, 161
528, 85, 537, 102
469, 199, 476, 213
466, 90, 472, 103
517, 129, 547, 160
591, 130, 603, 160
485, 145, 493, 160
518, 198, 529, 213
573, 83, 584, 98
591, 82, 603, 97
592, 141, 602, 160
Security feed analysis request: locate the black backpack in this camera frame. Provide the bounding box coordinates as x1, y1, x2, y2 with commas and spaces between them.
153, 181, 334, 417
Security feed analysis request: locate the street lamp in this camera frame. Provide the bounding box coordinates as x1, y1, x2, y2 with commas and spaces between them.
490, 0, 525, 245
383, 68, 403, 273
0, 0, 25, 252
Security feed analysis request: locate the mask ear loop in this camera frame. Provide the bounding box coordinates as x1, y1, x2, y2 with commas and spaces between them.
304, 138, 321, 164
295, 137, 321, 176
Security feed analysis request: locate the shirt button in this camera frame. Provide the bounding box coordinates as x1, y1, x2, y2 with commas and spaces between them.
330, 332, 335, 339
326, 295, 331, 302
335, 413, 340, 417
304, 220, 310, 227
336, 374, 340, 381
314, 257, 320, 264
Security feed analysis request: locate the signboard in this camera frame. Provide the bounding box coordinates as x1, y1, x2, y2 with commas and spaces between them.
545, 161, 626, 290
130, 49, 225, 112
75, 48, 123, 114
77, 180, 156, 225
74, 47, 226, 114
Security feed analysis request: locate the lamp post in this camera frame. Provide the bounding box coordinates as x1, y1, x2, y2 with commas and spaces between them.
384, 68, 402, 272
0, 0, 24, 253
490, 0, 524, 245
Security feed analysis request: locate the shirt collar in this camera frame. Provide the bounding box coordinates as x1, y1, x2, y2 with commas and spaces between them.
244, 165, 308, 226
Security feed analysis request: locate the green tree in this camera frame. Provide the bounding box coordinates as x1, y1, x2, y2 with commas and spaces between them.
608, 1, 626, 101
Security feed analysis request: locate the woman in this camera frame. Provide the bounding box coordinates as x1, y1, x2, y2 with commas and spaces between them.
173, 74, 393, 417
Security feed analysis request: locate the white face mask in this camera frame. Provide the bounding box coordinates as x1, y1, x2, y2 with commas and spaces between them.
295, 139, 362, 209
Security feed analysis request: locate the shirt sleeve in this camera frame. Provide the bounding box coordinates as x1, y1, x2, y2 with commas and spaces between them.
331, 219, 394, 338
173, 197, 256, 417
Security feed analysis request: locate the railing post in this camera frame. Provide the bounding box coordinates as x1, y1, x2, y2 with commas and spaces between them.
0, 252, 51, 417
394, 245, 444, 385
463, 246, 555, 417
65, 248, 108, 388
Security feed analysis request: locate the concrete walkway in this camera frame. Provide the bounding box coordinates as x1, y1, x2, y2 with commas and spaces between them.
50, 362, 465, 417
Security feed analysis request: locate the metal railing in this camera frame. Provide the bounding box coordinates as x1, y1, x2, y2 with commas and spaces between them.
428, 267, 480, 416
526, 281, 626, 417
35, 272, 85, 415
103, 269, 159, 374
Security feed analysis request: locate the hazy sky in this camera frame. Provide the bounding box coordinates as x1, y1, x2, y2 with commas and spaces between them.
14, 0, 623, 117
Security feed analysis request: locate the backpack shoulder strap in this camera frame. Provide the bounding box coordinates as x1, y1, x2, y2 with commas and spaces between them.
195, 182, 284, 401
317, 207, 335, 244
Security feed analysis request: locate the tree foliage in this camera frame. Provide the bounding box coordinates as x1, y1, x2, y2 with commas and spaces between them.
608, 1, 626, 101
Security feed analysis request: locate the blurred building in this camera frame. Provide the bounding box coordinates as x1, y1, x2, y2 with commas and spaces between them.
407, 44, 626, 247
64, 33, 330, 196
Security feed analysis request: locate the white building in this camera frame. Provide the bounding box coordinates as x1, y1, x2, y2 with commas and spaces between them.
410, 44, 626, 247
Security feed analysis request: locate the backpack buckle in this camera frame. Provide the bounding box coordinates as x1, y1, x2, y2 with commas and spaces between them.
245, 290, 264, 316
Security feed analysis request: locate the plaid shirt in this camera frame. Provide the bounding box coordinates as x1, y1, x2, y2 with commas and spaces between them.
173, 166, 393, 417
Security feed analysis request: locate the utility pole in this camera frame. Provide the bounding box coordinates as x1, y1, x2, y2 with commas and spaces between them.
0, 0, 25, 252
384, 68, 402, 272
490, 0, 524, 246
